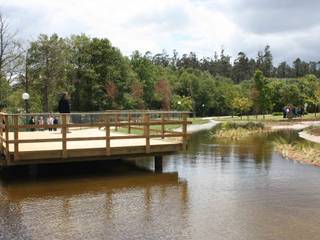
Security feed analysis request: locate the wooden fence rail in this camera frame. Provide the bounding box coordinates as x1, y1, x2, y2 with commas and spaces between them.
0, 111, 190, 166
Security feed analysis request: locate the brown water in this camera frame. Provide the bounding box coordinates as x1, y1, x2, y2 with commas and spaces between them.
1, 129, 320, 240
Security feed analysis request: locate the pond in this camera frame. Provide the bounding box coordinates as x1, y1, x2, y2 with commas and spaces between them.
1, 129, 320, 240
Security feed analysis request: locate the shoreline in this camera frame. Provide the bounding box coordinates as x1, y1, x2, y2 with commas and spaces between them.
298, 131, 320, 144
175, 119, 220, 133
275, 144, 320, 167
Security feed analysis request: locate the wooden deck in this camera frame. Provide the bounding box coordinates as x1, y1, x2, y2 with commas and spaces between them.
0, 111, 189, 166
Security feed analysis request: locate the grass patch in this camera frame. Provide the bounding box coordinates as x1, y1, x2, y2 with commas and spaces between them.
212, 114, 320, 123
212, 122, 267, 140
274, 137, 320, 166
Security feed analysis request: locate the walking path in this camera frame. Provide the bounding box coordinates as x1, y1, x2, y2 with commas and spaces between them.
271, 121, 320, 130
175, 119, 219, 133
299, 131, 320, 144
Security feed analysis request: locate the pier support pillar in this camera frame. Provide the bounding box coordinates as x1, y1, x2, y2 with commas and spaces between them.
154, 155, 163, 172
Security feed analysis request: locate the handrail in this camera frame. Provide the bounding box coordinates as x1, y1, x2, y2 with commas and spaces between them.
5, 110, 191, 116
0, 111, 190, 164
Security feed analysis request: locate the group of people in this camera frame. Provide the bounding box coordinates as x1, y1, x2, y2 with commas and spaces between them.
28, 92, 71, 132
283, 105, 305, 119
28, 115, 58, 131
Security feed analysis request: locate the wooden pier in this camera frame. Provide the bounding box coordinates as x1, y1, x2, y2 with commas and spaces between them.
0, 111, 190, 167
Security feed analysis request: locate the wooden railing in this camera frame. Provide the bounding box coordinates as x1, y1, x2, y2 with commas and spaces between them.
0, 111, 190, 164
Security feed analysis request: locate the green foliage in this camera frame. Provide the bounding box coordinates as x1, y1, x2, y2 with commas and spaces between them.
171, 95, 193, 111
1, 26, 320, 117
231, 96, 253, 118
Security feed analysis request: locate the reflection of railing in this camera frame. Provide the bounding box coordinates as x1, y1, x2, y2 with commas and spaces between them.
0, 111, 190, 164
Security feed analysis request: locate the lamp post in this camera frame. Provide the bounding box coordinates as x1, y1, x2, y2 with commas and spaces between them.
22, 92, 30, 113
177, 101, 181, 111
202, 103, 205, 117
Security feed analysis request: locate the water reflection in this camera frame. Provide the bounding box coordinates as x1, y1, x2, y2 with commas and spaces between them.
1, 129, 320, 240
0, 162, 189, 240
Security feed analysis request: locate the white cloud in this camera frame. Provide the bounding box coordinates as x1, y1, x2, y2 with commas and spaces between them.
1, 0, 319, 63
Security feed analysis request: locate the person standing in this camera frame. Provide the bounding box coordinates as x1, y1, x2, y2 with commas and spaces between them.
58, 92, 71, 133
47, 115, 54, 131
29, 116, 36, 131
38, 116, 45, 131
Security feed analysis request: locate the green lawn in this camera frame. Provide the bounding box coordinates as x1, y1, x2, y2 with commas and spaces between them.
212, 114, 320, 122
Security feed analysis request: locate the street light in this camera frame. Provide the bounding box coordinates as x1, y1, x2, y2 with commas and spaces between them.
22, 92, 30, 113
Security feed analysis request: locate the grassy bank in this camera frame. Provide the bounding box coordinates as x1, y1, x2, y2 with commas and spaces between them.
274, 138, 320, 166
212, 122, 268, 140
212, 114, 320, 123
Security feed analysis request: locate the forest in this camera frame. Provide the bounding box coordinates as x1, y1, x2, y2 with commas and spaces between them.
1, 13, 320, 117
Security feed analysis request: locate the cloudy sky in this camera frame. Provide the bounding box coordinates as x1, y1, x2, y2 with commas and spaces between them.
1, 0, 320, 64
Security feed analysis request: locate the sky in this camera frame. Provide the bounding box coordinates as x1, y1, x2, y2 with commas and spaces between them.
1, 0, 320, 64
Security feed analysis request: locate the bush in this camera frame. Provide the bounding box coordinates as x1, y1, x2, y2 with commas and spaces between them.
220, 121, 264, 130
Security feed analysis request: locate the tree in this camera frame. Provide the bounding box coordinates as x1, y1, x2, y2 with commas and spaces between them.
231, 97, 253, 119
252, 70, 273, 118
130, 51, 156, 107
0, 12, 24, 108
27, 34, 69, 112
256, 45, 273, 77
232, 52, 250, 83
154, 79, 172, 110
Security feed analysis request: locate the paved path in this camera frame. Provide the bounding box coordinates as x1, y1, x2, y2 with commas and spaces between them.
271, 121, 320, 130
175, 119, 219, 133
299, 131, 320, 144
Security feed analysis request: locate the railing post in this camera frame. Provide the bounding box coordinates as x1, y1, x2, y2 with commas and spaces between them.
128, 112, 131, 134
105, 114, 111, 156
182, 113, 188, 151
161, 113, 165, 139
0, 114, 3, 154
62, 114, 67, 158
13, 115, 19, 161
144, 113, 150, 153
115, 113, 119, 131
4, 115, 9, 162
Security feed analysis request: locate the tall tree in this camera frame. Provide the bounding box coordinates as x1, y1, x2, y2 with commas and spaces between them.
232, 52, 250, 83
0, 12, 23, 108
256, 45, 273, 77
28, 34, 69, 112
252, 70, 273, 118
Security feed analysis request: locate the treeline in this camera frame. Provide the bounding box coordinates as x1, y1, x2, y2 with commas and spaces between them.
0, 13, 320, 116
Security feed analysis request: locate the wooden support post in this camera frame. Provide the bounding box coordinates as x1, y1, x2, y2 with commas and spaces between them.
0, 114, 3, 154
161, 113, 165, 139
4, 115, 9, 162
115, 113, 119, 131
105, 115, 111, 156
13, 115, 19, 161
62, 114, 67, 158
182, 113, 188, 151
154, 155, 163, 172
144, 113, 150, 153
128, 113, 131, 134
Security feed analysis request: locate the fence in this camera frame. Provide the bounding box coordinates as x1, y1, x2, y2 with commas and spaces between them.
0, 111, 190, 165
